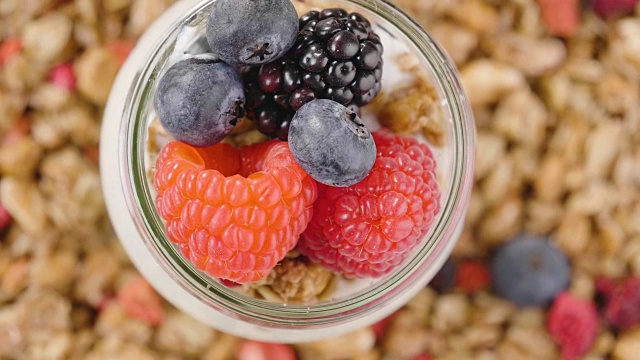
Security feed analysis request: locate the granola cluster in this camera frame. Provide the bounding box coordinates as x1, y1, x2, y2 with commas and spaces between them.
1, 0, 639, 359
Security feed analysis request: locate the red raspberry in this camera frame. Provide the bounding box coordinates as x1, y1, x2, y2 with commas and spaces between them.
597, 276, 640, 330
298, 129, 440, 278
547, 292, 599, 360
456, 260, 491, 292
154, 140, 317, 284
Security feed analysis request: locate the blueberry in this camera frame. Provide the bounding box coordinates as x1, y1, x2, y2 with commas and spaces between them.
154, 58, 244, 147
289, 99, 376, 187
491, 234, 571, 307
205, 0, 298, 66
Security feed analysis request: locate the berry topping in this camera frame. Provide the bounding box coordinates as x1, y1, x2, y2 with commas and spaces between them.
242, 8, 383, 140
456, 260, 491, 292
547, 292, 599, 360
205, 0, 299, 66
154, 58, 245, 147
153, 140, 317, 283
298, 129, 440, 278
491, 234, 570, 307
597, 276, 640, 330
289, 99, 376, 187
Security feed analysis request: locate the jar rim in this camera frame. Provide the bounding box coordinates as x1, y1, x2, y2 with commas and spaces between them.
101, 0, 475, 342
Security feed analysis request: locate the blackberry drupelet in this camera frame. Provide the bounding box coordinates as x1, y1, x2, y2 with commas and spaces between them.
242, 8, 384, 140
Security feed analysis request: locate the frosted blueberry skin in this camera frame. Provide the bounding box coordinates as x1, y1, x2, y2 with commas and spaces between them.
154, 58, 245, 147
289, 99, 376, 187
206, 0, 299, 66
491, 234, 571, 307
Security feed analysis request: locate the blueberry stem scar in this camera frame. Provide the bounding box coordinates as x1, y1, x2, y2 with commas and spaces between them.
245, 43, 273, 61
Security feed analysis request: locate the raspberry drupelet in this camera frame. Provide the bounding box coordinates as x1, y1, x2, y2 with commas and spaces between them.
154, 140, 317, 283
298, 129, 441, 278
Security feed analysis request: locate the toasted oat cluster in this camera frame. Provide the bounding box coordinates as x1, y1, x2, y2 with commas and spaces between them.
1, 0, 640, 358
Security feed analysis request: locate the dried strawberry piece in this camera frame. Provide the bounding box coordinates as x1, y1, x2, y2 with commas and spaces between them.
371, 312, 397, 341
117, 275, 165, 326
413, 355, 434, 360
456, 260, 491, 292
236, 340, 296, 360
105, 40, 135, 66
0, 38, 21, 65
49, 62, 76, 91
0, 203, 12, 231
547, 292, 599, 360
536, 0, 580, 37
1, 116, 30, 146
597, 277, 640, 330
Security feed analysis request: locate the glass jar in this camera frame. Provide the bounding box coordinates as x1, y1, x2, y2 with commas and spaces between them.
100, 0, 475, 343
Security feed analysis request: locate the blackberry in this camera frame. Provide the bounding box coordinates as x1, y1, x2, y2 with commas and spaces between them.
242, 8, 384, 140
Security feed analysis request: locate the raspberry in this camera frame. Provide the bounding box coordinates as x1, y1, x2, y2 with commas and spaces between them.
154, 140, 317, 284
597, 276, 640, 330
298, 129, 440, 278
547, 292, 599, 360
455, 260, 491, 292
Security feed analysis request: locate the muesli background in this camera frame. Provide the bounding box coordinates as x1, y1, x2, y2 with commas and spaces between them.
0, 0, 639, 359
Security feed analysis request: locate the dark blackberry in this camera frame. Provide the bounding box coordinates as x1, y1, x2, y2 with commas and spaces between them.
242, 8, 383, 140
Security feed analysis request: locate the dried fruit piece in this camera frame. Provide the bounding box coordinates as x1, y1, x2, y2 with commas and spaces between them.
0, 203, 11, 230
154, 140, 317, 283
597, 276, 640, 330
0, 38, 22, 65
117, 275, 165, 326
105, 39, 135, 66
48, 62, 76, 91
456, 260, 491, 292
237, 340, 296, 360
299, 129, 440, 278
536, 0, 580, 37
429, 258, 457, 293
547, 292, 599, 360
590, 0, 639, 18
